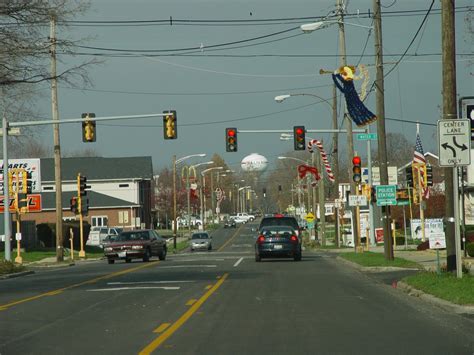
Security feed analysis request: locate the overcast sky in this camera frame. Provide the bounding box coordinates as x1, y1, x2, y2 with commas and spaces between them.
33, 0, 473, 172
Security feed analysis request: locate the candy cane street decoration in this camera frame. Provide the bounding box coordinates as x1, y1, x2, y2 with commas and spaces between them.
307, 139, 335, 183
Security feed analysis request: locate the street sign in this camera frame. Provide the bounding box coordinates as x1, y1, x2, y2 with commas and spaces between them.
0, 194, 42, 213
459, 96, 474, 141
305, 212, 315, 223
348, 195, 368, 206
375, 185, 397, 206
429, 233, 446, 249
362, 166, 398, 185
437, 119, 471, 166
356, 133, 378, 141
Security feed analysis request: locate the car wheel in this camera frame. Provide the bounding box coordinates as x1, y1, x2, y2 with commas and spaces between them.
255, 254, 261, 262
125, 258, 131, 263
294, 253, 302, 261
143, 248, 151, 262
208, 244, 212, 251
159, 247, 167, 261
107, 258, 115, 264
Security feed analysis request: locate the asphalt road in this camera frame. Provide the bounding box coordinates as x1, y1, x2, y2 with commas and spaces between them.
0, 222, 473, 355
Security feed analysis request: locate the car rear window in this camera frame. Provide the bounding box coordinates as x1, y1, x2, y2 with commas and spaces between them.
259, 217, 300, 231
192, 233, 209, 239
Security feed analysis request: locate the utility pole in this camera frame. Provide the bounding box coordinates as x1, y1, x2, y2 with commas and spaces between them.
50, 12, 64, 262
331, 84, 340, 247
373, 0, 393, 260
318, 143, 326, 246
441, 0, 457, 272
336, 0, 358, 248
172, 155, 177, 250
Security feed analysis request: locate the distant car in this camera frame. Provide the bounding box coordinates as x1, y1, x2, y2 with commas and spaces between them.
103, 229, 167, 264
255, 225, 302, 262
190, 232, 212, 251
87, 227, 123, 247
224, 219, 236, 228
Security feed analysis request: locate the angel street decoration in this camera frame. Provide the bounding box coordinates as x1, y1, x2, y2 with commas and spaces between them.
331, 65, 377, 127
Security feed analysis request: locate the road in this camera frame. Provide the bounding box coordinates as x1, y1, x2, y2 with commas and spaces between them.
0, 222, 473, 355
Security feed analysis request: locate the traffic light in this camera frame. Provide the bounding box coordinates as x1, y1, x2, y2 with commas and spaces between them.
352, 156, 362, 183
427, 165, 433, 186
17, 192, 28, 211
22, 171, 33, 194
82, 113, 96, 142
70, 196, 78, 214
81, 197, 89, 216
406, 166, 414, 187
226, 128, 237, 152
163, 110, 177, 139
78, 174, 90, 196
293, 126, 305, 151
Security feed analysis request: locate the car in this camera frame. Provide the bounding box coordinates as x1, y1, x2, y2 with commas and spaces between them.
190, 232, 212, 251
255, 225, 302, 262
87, 227, 123, 247
103, 229, 167, 264
257, 214, 302, 236
101, 234, 117, 247
224, 218, 236, 228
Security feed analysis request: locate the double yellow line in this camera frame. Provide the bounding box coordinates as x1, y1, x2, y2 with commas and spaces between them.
0, 261, 159, 311
139, 273, 229, 355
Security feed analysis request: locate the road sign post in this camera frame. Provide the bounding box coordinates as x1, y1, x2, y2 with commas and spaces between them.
437, 118, 471, 279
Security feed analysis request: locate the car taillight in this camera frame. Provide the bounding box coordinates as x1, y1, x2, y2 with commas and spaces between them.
290, 235, 298, 244
257, 235, 265, 244
274, 214, 284, 218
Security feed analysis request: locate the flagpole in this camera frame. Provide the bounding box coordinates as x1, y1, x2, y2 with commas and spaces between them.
415, 123, 426, 242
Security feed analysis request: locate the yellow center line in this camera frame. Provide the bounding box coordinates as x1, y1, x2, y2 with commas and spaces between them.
217, 225, 243, 252
185, 299, 197, 306
139, 273, 229, 355
0, 261, 159, 310
153, 323, 171, 333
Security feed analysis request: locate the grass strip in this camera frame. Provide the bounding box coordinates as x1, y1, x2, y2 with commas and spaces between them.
0, 260, 26, 275
402, 272, 474, 305
340, 251, 421, 268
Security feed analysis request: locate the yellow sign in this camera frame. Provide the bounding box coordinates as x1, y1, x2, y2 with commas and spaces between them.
305, 212, 315, 222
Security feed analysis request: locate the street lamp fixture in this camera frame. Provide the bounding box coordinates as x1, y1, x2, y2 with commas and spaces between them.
172, 153, 206, 250
301, 20, 372, 33
200, 166, 224, 228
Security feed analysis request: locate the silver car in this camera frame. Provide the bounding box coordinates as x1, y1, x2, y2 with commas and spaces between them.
190, 232, 212, 251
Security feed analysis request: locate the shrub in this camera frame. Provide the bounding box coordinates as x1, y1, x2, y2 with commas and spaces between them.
394, 236, 405, 245
0, 260, 25, 275
467, 243, 474, 257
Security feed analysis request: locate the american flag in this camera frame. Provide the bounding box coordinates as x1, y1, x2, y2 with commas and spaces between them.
413, 133, 426, 164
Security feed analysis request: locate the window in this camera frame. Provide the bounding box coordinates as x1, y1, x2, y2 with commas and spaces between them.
119, 184, 129, 188
91, 216, 108, 227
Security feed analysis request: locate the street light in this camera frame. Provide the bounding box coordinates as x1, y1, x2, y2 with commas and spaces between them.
301, 20, 373, 33
184, 161, 213, 233
201, 166, 223, 228
238, 186, 251, 213
173, 153, 206, 250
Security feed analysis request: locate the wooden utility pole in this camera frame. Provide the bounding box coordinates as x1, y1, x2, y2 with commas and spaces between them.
373, 0, 393, 260
336, 0, 358, 249
173, 155, 177, 250
441, 0, 457, 272
50, 12, 64, 262
331, 84, 340, 247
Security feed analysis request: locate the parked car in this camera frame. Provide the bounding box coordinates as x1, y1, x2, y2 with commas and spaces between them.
257, 214, 302, 236
255, 225, 302, 262
103, 229, 167, 264
224, 218, 237, 228
190, 232, 212, 251
87, 227, 123, 247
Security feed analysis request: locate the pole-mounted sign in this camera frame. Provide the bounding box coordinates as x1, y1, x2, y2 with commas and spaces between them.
437, 119, 471, 167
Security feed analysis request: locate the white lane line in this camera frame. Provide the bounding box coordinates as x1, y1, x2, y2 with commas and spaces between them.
159, 265, 217, 269
233, 257, 244, 267
88, 286, 180, 292
108, 281, 195, 285
170, 258, 225, 262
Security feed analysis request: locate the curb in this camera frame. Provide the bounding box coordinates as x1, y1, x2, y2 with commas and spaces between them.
0, 270, 35, 280
396, 281, 474, 315
335, 256, 421, 272
335, 256, 474, 315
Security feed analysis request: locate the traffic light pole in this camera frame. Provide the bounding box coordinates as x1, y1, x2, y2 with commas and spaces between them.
77, 174, 85, 258
2, 113, 165, 262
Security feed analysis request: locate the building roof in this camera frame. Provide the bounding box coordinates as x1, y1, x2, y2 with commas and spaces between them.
40, 156, 153, 182
398, 152, 439, 173
40, 190, 140, 211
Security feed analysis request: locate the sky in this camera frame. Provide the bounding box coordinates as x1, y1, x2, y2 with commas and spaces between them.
32, 0, 473, 173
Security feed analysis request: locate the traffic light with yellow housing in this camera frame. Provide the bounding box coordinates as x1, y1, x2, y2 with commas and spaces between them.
82, 113, 96, 142
163, 110, 177, 139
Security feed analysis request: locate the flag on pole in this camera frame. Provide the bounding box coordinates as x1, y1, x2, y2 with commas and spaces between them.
413, 133, 426, 164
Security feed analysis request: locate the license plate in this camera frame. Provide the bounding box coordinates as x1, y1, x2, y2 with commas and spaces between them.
118, 251, 127, 258
273, 244, 283, 250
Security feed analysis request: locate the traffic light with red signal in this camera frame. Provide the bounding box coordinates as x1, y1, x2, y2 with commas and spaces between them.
70, 196, 79, 214
226, 128, 237, 152
293, 126, 305, 151
352, 156, 362, 183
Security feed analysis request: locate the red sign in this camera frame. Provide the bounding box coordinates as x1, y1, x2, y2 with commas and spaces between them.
0, 194, 42, 213
375, 228, 384, 243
